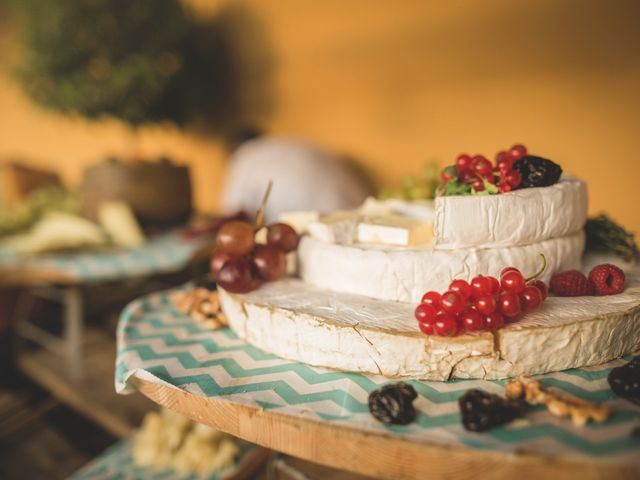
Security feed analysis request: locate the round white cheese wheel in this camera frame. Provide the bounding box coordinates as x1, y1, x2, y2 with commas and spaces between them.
298, 231, 585, 303
434, 177, 587, 249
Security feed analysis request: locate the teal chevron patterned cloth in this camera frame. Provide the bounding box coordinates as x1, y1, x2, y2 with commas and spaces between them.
0, 232, 208, 283
69, 438, 260, 480
116, 290, 640, 467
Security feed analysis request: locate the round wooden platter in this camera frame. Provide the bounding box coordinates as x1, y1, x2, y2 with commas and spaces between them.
134, 376, 638, 480
218, 277, 640, 381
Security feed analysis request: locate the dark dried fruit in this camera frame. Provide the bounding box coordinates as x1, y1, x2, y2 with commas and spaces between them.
195, 274, 217, 290
458, 389, 524, 432
608, 356, 640, 406
368, 382, 418, 425
513, 155, 562, 188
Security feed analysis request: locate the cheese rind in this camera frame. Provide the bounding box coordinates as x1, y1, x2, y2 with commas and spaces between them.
434, 177, 588, 249
219, 277, 640, 380
298, 231, 585, 303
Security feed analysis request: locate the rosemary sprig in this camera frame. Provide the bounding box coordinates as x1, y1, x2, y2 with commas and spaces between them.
584, 214, 639, 263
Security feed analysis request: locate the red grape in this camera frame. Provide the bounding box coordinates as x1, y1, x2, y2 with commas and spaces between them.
252, 245, 286, 281
216, 257, 259, 293
267, 223, 299, 253
216, 221, 255, 256
210, 250, 232, 278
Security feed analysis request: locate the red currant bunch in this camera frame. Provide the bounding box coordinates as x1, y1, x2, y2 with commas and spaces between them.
211, 221, 299, 294
414, 257, 549, 336
442, 143, 528, 194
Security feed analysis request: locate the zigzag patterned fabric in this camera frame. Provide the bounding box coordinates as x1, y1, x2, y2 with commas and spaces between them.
116, 290, 640, 465
0, 232, 206, 283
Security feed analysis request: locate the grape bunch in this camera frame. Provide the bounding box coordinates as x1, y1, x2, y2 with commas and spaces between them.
211, 220, 299, 294
440, 144, 529, 195
414, 263, 549, 337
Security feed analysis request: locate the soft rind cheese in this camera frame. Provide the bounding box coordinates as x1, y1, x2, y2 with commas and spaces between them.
298, 231, 585, 303
357, 215, 433, 246
218, 277, 640, 380
434, 177, 587, 249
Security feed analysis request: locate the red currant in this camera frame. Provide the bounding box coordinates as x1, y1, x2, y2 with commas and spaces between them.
483, 312, 505, 331
505, 170, 522, 188
498, 291, 521, 318
459, 170, 477, 183
434, 312, 459, 337
471, 178, 485, 191
440, 290, 465, 315
528, 279, 548, 300
475, 294, 497, 315
509, 144, 527, 160
441, 166, 457, 182
473, 158, 493, 178
456, 154, 472, 173
487, 276, 501, 295
449, 279, 472, 300
499, 183, 512, 193
500, 266, 521, 277
495, 150, 509, 163
471, 276, 493, 298
460, 309, 483, 332
415, 304, 437, 324
500, 270, 526, 293
421, 291, 441, 309
497, 157, 514, 174
520, 285, 543, 311
471, 154, 488, 167
418, 321, 434, 335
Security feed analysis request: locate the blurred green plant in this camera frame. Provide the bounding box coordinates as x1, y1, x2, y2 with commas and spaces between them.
13, 0, 225, 126
378, 161, 440, 200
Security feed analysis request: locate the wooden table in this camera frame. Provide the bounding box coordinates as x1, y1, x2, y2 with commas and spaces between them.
116, 289, 640, 480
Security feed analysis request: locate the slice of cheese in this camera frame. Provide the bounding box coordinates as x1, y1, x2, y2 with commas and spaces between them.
434, 177, 588, 249
278, 210, 319, 234
219, 276, 640, 380
307, 211, 360, 244
298, 231, 585, 303
357, 215, 433, 246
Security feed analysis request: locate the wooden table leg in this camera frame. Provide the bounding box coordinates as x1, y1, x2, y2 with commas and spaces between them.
64, 286, 84, 380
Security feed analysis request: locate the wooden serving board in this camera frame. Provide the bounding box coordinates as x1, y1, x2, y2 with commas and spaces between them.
219, 276, 640, 380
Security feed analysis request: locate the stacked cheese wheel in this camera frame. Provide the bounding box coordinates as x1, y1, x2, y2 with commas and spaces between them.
298, 177, 588, 303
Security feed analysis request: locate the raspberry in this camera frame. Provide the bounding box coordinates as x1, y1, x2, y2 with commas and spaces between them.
550, 270, 593, 296
588, 264, 625, 296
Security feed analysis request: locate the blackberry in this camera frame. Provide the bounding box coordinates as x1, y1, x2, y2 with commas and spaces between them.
458, 389, 524, 432
608, 356, 640, 406
513, 155, 562, 188
368, 382, 418, 425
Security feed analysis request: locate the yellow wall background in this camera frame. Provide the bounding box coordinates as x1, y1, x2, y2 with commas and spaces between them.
1, 0, 639, 233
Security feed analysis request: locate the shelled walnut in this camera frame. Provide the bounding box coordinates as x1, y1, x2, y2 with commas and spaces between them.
170, 288, 227, 329
505, 376, 610, 427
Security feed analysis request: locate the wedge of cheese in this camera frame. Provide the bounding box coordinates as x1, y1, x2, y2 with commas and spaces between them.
298, 231, 585, 303
357, 215, 433, 246
307, 211, 360, 244
434, 177, 587, 249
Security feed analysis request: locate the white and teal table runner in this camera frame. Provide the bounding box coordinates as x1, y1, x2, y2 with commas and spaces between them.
116, 289, 640, 467
0, 232, 207, 284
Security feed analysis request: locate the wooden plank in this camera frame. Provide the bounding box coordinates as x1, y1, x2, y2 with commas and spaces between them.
18, 326, 155, 439
136, 377, 639, 480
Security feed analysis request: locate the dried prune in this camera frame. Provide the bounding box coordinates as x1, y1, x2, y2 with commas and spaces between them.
608, 356, 640, 406
368, 382, 418, 425
458, 389, 524, 432
513, 155, 562, 188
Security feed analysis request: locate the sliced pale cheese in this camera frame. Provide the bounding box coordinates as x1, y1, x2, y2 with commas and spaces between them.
219, 277, 640, 380
434, 177, 588, 249
307, 211, 359, 244
357, 215, 433, 246
278, 210, 319, 234
298, 231, 585, 303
